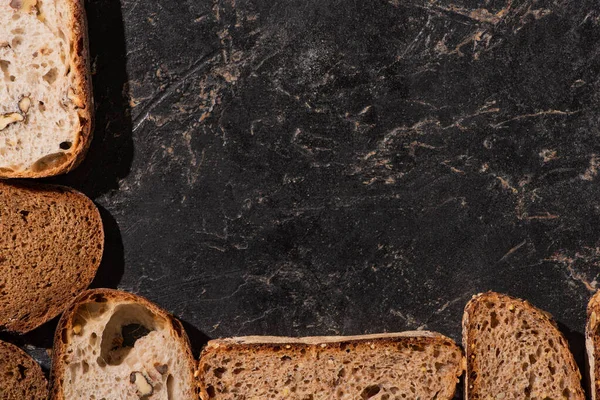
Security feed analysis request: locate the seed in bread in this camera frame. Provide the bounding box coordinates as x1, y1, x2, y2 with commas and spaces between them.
0, 0, 93, 177
198, 332, 465, 399
49, 289, 198, 400
463, 292, 584, 399
0, 181, 104, 333
0, 339, 47, 400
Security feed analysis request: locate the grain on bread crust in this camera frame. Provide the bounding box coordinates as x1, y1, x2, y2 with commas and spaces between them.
586, 291, 600, 400
0, 0, 93, 178
198, 331, 465, 400
0, 180, 103, 333
49, 289, 197, 400
0, 339, 48, 400
463, 292, 584, 400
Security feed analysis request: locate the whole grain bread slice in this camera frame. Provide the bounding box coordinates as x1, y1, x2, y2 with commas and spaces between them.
49, 289, 197, 400
463, 292, 584, 400
586, 290, 600, 400
0, 0, 93, 177
0, 339, 48, 399
0, 180, 103, 333
198, 331, 465, 400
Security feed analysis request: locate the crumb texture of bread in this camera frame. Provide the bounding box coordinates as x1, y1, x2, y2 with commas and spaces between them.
464, 292, 584, 400
50, 289, 197, 400
0, 0, 91, 176
0, 181, 103, 333
198, 332, 463, 400
0, 340, 47, 400
586, 291, 600, 400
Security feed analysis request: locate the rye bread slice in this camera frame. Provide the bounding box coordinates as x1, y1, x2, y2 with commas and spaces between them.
0, 339, 48, 399
0, 180, 103, 333
0, 0, 93, 178
198, 332, 465, 399
586, 290, 600, 400
463, 292, 584, 400
49, 289, 197, 400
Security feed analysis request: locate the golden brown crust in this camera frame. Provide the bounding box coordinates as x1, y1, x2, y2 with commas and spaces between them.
0, 180, 104, 333
586, 291, 600, 400
463, 291, 584, 400
198, 332, 465, 400
49, 289, 197, 400
0, 340, 48, 400
0, 0, 93, 179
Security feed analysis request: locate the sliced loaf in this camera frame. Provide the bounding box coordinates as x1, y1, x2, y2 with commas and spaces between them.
0, 339, 48, 399
0, 0, 93, 177
198, 332, 465, 399
49, 289, 197, 400
0, 181, 103, 333
463, 292, 584, 399
586, 290, 600, 400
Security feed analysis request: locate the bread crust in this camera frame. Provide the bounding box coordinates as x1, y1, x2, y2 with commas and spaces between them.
198, 331, 465, 400
0, 180, 104, 333
49, 289, 197, 400
0, 0, 94, 178
586, 291, 600, 400
463, 291, 584, 400
0, 340, 48, 399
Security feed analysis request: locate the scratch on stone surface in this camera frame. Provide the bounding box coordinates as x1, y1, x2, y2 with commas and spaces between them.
491, 109, 579, 128
498, 239, 527, 263
389, 308, 425, 330
522, 212, 559, 221
580, 154, 598, 181
496, 176, 518, 194
548, 252, 598, 292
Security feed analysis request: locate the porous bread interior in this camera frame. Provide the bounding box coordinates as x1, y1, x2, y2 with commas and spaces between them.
60, 300, 193, 400
0, 341, 47, 400
200, 337, 463, 399
0, 183, 103, 333
467, 296, 582, 399
0, 0, 84, 172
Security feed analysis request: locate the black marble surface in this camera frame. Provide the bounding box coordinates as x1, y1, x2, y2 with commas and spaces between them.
4, 0, 600, 386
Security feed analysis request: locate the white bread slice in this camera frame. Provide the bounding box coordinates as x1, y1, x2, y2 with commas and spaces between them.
198, 332, 465, 399
49, 289, 197, 400
586, 290, 600, 400
0, 0, 93, 177
463, 292, 584, 400
0, 339, 47, 399
0, 180, 104, 333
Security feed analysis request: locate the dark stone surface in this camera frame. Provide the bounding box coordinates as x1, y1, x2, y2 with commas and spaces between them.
6, 0, 600, 383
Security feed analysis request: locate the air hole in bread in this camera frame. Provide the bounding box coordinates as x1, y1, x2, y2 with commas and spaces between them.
166, 374, 174, 400
11, 28, 24, 34
9, 75, 15, 82
360, 384, 381, 399
99, 304, 159, 366
11, 36, 22, 48
42, 67, 58, 85
59, 141, 71, 150
0, 60, 9, 79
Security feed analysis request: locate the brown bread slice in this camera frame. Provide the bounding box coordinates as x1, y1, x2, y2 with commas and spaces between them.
586, 290, 600, 400
49, 289, 197, 399
0, 181, 104, 333
198, 332, 465, 400
0, 339, 48, 399
463, 292, 584, 400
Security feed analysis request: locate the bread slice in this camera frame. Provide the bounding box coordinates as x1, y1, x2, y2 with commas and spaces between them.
198, 332, 465, 399
0, 181, 103, 333
0, 339, 48, 399
463, 292, 584, 399
586, 291, 600, 400
0, 0, 93, 177
49, 289, 197, 399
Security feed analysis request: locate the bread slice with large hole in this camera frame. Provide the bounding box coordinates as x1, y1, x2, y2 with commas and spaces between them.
463, 292, 584, 400
0, 339, 47, 399
49, 289, 197, 399
0, 0, 93, 177
586, 290, 600, 400
0, 180, 103, 333
198, 332, 465, 399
